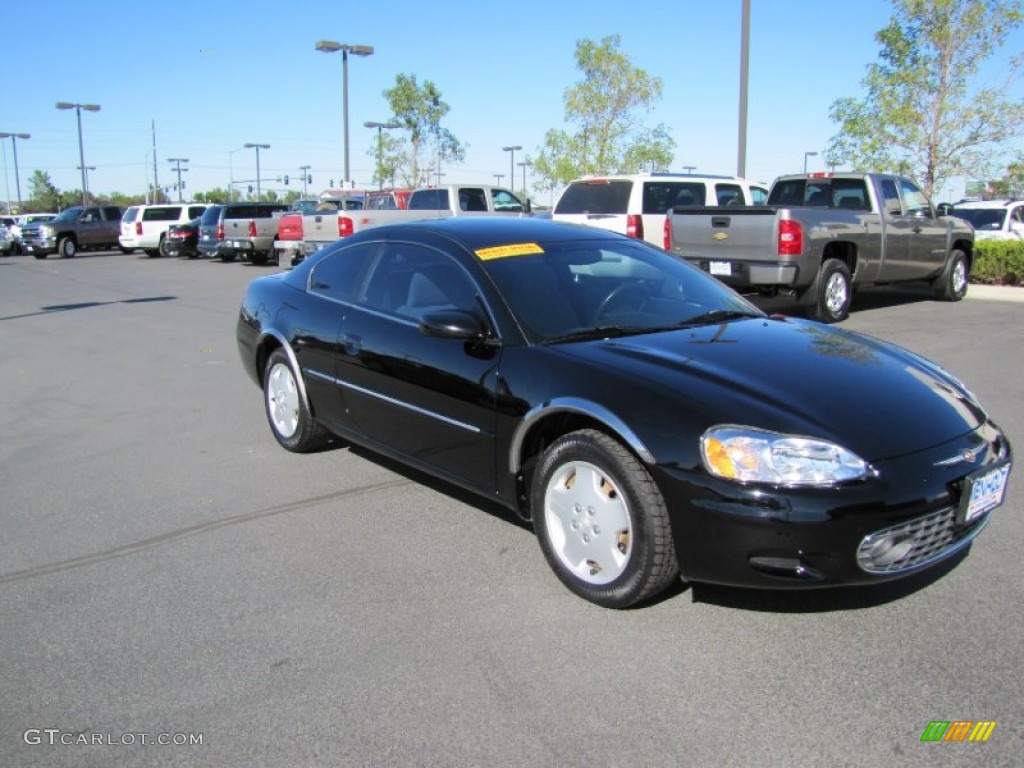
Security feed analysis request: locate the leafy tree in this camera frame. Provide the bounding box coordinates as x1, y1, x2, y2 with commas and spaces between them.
382, 74, 465, 186
26, 170, 62, 212
366, 131, 405, 189
194, 187, 231, 204
108, 191, 146, 208
826, 0, 1024, 199
532, 35, 675, 190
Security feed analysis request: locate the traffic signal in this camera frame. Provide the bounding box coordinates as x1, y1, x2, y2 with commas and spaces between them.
248, 185, 253, 194
307, 174, 312, 184
284, 175, 289, 185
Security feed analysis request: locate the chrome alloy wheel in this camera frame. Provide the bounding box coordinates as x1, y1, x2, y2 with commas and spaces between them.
543, 460, 633, 585
951, 257, 968, 296
266, 361, 300, 438
824, 271, 849, 316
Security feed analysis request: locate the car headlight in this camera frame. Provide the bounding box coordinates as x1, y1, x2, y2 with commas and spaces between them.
701, 425, 870, 486
38, 225, 54, 237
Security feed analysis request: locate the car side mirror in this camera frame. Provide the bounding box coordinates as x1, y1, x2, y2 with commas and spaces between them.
419, 309, 489, 341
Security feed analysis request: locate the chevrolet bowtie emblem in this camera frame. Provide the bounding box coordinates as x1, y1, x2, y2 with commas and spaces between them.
712, 232, 728, 241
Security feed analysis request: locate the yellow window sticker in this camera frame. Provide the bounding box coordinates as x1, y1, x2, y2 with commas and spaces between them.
475, 242, 545, 260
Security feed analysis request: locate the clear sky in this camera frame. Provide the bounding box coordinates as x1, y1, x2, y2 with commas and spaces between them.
2, 0, 1022, 210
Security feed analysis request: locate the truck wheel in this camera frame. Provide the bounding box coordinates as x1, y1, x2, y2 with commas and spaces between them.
249, 251, 268, 266
808, 258, 852, 323
58, 237, 77, 258
33, 252, 48, 260
120, 247, 134, 255
934, 249, 969, 301
220, 253, 236, 263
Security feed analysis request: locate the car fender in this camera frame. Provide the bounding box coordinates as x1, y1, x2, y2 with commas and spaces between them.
508, 396, 656, 474
257, 329, 313, 415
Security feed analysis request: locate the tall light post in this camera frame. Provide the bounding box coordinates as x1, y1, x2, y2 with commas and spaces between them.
56, 102, 101, 205
502, 146, 521, 191
493, 173, 504, 186
682, 165, 697, 174
364, 121, 400, 190
244, 143, 270, 200
316, 40, 374, 187
167, 158, 189, 202
0, 132, 30, 212
517, 160, 529, 197
76, 166, 96, 202
803, 151, 818, 173
299, 165, 311, 198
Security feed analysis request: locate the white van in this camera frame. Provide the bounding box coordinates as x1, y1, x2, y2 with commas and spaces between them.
119, 203, 208, 256
552, 173, 769, 248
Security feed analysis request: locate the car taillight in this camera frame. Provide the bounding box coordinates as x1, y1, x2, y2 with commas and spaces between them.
339, 217, 353, 237
626, 214, 643, 240
216, 223, 224, 240
778, 219, 803, 255
663, 216, 671, 250
135, 221, 142, 235
248, 219, 257, 237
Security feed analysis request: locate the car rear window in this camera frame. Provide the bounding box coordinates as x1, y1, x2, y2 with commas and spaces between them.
187, 205, 207, 219
409, 189, 450, 210
142, 206, 184, 222
555, 180, 632, 214
122, 208, 139, 223
200, 206, 223, 225
642, 182, 707, 212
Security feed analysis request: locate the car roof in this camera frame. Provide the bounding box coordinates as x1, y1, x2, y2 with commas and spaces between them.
954, 199, 1020, 209
568, 172, 749, 183
367, 216, 631, 250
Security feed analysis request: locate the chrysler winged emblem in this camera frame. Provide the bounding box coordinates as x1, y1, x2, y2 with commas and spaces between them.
933, 448, 980, 467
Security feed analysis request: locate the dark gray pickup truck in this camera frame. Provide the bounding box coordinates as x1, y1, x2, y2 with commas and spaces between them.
20, 205, 123, 259
665, 173, 974, 322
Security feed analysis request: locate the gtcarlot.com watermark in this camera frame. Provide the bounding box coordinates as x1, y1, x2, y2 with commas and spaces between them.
23, 728, 203, 746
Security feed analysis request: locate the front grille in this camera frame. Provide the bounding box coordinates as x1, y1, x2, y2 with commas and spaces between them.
856, 506, 991, 575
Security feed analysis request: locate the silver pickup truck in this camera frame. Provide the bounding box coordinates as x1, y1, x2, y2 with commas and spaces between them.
665, 173, 974, 322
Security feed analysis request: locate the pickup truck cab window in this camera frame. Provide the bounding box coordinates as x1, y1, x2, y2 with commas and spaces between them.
880, 178, 902, 214
409, 189, 449, 210
899, 178, 932, 216
491, 189, 525, 212
715, 184, 743, 205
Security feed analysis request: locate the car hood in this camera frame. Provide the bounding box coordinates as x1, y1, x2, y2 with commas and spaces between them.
556, 316, 987, 461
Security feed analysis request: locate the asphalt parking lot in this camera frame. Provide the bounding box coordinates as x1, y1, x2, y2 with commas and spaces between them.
1, 250, 1021, 768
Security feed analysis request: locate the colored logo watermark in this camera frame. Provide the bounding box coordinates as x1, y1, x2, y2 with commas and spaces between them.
920, 721, 996, 742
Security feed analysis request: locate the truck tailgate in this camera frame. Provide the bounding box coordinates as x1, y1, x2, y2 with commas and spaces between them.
668, 206, 779, 263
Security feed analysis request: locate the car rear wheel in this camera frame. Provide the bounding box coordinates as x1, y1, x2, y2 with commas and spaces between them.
807, 258, 851, 323
263, 348, 328, 452
532, 429, 679, 608
120, 247, 134, 255
221, 252, 236, 263
59, 237, 76, 258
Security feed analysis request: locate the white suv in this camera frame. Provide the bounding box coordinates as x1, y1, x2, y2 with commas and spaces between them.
552, 172, 769, 248
950, 199, 1024, 241
119, 203, 208, 256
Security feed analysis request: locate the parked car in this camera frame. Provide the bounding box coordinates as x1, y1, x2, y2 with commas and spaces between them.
951, 199, 1024, 240
118, 203, 208, 257
552, 172, 769, 248
20, 205, 122, 258
0, 221, 12, 256
163, 217, 201, 258
198, 202, 287, 263
236, 218, 1012, 608
8, 213, 58, 254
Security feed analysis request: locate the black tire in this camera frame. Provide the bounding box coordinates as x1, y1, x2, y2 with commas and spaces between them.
532, 429, 679, 608
220, 252, 236, 263
33, 252, 47, 260
806, 258, 852, 323
120, 247, 134, 255
58, 237, 76, 259
263, 348, 329, 452
158, 235, 171, 257
933, 248, 969, 301
249, 250, 268, 266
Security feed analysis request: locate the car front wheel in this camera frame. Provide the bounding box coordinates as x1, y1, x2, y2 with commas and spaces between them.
532, 429, 679, 608
59, 237, 77, 258
263, 348, 328, 452
934, 248, 969, 301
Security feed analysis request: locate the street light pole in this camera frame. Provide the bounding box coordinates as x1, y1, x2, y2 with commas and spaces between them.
244, 143, 270, 200
493, 173, 504, 186
517, 161, 528, 197
502, 145, 521, 190
316, 40, 374, 187
364, 121, 400, 190
56, 102, 101, 205
167, 158, 189, 202
0, 132, 30, 211
803, 151, 818, 173
299, 165, 311, 198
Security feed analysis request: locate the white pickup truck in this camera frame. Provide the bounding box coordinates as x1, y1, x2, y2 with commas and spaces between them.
276, 184, 530, 265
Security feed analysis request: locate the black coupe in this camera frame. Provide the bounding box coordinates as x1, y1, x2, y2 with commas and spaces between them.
236, 218, 1012, 608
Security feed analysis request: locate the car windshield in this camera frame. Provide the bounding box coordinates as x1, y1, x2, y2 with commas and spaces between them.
479, 238, 763, 343
953, 207, 1007, 231
52, 208, 83, 222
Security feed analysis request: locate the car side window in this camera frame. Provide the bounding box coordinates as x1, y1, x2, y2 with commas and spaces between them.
899, 179, 931, 216
490, 189, 524, 212
715, 184, 743, 206
308, 243, 377, 304
360, 243, 478, 320
750, 187, 768, 205
880, 179, 902, 215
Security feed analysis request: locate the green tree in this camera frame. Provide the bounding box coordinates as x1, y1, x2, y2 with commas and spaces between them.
532, 35, 675, 190
366, 131, 405, 189
194, 187, 231, 204
382, 74, 465, 186
827, 0, 1024, 199
26, 170, 61, 212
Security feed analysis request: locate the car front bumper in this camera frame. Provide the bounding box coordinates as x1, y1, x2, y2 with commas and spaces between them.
656, 421, 1011, 588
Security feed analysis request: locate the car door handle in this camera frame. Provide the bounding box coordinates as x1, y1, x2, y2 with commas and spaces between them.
342, 334, 362, 355
912, 226, 922, 234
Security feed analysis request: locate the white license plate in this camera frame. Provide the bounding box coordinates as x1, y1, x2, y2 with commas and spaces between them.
961, 463, 1011, 524
709, 261, 732, 276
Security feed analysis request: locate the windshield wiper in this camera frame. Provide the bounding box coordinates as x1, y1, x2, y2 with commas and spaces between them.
670, 309, 762, 329
540, 325, 650, 345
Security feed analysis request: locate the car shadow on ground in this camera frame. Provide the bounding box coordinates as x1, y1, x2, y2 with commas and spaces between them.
747, 283, 941, 320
